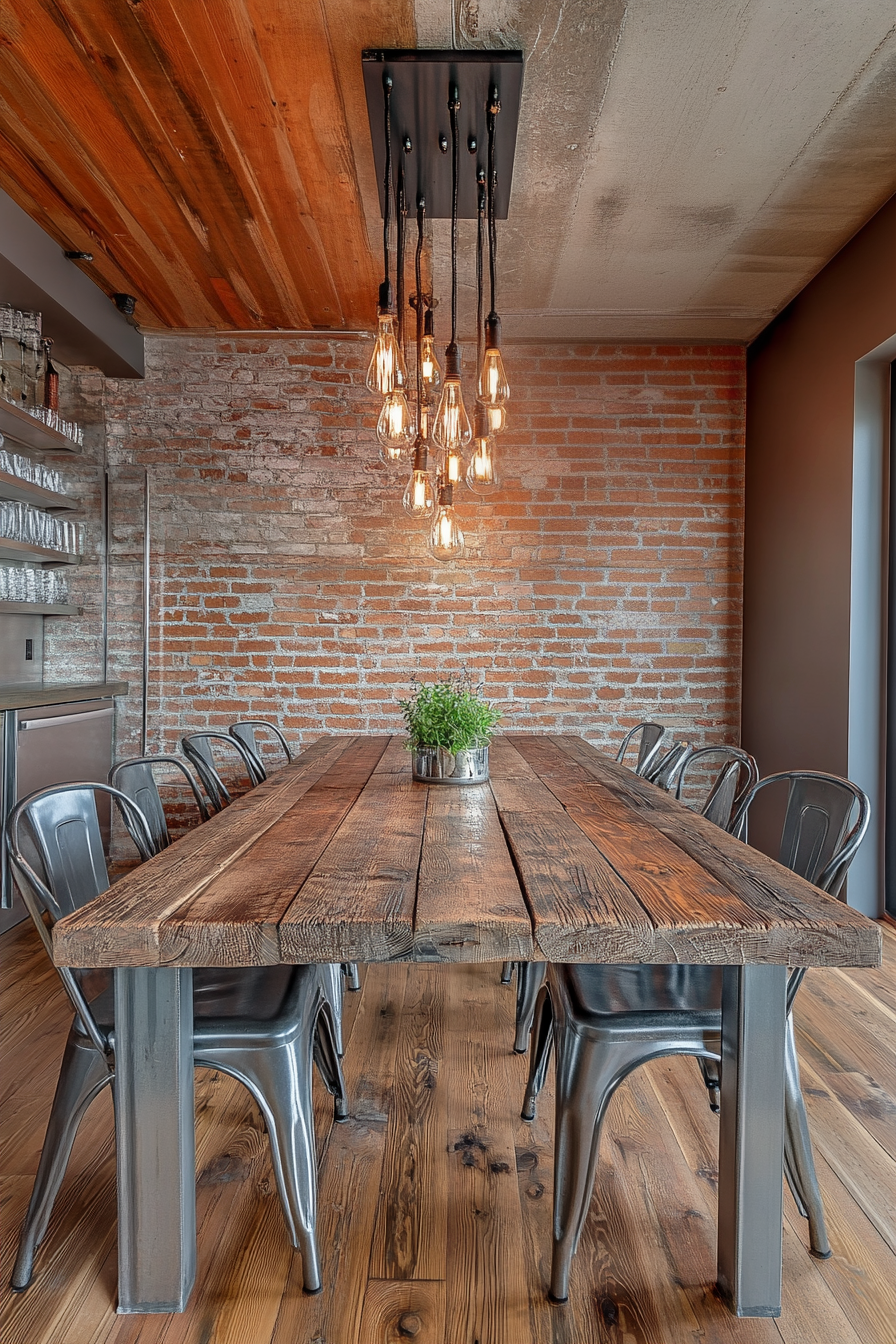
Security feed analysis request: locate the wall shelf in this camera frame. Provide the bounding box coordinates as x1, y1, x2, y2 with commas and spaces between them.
0, 400, 82, 455
0, 538, 81, 566
0, 601, 79, 616
0, 469, 77, 511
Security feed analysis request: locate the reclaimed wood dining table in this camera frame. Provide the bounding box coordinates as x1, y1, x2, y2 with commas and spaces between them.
53, 733, 882, 1319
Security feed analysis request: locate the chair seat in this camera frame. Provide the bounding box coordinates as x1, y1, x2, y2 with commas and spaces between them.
78, 965, 303, 1036
563, 962, 723, 1023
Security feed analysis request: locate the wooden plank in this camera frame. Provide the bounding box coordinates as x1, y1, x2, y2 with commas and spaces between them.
155, 737, 390, 966
368, 969, 447, 1280
785, 1147, 896, 1344
545, 774, 841, 963
357, 1280, 446, 1344
414, 785, 534, 963
639, 1060, 862, 1344
796, 1055, 896, 1253
277, 766, 426, 964
587, 1068, 774, 1344
488, 734, 544, 779
53, 735, 354, 967
496, 807, 657, 962
526, 735, 882, 968
444, 963, 530, 1344
489, 774, 566, 813
269, 965, 409, 1344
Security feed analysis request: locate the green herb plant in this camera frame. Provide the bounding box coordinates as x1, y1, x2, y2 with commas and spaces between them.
400, 672, 502, 754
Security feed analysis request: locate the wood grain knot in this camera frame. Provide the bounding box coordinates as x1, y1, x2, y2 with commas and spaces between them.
397, 1310, 421, 1337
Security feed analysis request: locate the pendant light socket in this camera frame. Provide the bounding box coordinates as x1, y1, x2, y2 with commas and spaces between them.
444, 343, 461, 380
484, 314, 502, 348
473, 403, 490, 439
378, 279, 395, 312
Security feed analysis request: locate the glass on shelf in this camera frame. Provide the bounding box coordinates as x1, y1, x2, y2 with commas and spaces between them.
0, 565, 69, 605
0, 500, 76, 553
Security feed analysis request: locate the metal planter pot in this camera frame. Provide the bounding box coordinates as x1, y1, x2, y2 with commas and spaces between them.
411, 745, 489, 784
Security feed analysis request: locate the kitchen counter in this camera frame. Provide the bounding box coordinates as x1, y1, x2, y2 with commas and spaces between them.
0, 681, 129, 711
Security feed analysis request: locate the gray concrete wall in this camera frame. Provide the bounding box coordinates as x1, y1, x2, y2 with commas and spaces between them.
742, 193, 896, 913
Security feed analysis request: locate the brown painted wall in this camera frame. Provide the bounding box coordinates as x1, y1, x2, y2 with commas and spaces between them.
742, 195, 896, 781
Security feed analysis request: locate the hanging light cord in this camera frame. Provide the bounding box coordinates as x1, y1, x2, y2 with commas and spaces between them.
476, 170, 486, 375
382, 75, 393, 295
449, 85, 460, 348
396, 164, 407, 353
487, 89, 499, 318
415, 199, 425, 434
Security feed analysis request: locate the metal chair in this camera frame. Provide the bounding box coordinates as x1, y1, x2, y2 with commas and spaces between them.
643, 739, 691, 791
110, 754, 209, 851
181, 731, 263, 810
615, 721, 666, 777
522, 770, 870, 1302
6, 782, 348, 1296
675, 745, 759, 831
114, 751, 353, 1044
229, 719, 292, 780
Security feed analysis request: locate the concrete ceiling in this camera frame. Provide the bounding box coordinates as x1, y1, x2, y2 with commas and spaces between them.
421, 0, 896, 342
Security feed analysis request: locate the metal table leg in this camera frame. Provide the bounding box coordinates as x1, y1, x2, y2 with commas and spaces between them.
717, 964, 787, 1317
114, 967, 196, 1313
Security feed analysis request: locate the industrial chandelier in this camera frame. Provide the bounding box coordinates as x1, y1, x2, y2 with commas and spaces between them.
362, 50, 522, 561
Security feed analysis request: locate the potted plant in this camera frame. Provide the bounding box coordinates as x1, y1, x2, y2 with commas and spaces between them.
400, 673, 502, 784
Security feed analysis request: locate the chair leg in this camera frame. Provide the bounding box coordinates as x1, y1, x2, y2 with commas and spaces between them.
12, 1031, 112, 1291
696, 1055, 721, 1112
205, 1040, 323, 1293
500, 960, 515, 985
783, 1015, 831, 1258
521, 987, 553, 1121
550, 1033, 645, 1304
342, 962, 361, 992
514, 962, 548, 1053
313, 999, 349, 1122
320, 963, 345, 1057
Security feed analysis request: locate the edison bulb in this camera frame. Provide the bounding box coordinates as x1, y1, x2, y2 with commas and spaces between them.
403, 467, 435, 518
428, 503, 464, 561
377, 386, 414, 462
432, 378, 472, 453
467, 434, 499, 494
486, 404, 506, 435
477, 347, 510, 404
366, 312, 405, 395
443, 446, 465, 486
420, 332, 441, 395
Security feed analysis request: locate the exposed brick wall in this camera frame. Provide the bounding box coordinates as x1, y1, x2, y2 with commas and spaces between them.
65, 334, 745, 775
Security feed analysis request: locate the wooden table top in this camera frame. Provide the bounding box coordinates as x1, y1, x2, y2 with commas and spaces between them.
53, 734, 882, 971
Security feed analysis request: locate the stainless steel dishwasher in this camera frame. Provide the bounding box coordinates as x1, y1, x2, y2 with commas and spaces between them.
0, 698, 114, 932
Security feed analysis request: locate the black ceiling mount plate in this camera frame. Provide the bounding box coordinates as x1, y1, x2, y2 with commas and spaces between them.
362, 50, 523, 220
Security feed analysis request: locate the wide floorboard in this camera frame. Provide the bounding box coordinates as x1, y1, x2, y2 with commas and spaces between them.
1, 921, 894, 1344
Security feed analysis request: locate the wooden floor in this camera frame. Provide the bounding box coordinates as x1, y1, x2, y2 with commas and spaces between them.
2, 922, 895, 1344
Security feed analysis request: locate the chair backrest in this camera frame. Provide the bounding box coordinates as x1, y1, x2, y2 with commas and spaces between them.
110, 755, 209, 851
6, 782, 155, 1057
731, 770, 870, 899
181, 732, 260, 811
229, 720, 292, 779
675, 745, 759, 830
644, 741, 691, 792
615, 722, 666, 776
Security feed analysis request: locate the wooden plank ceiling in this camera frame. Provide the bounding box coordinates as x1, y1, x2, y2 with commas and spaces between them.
0, 0, 416, 330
